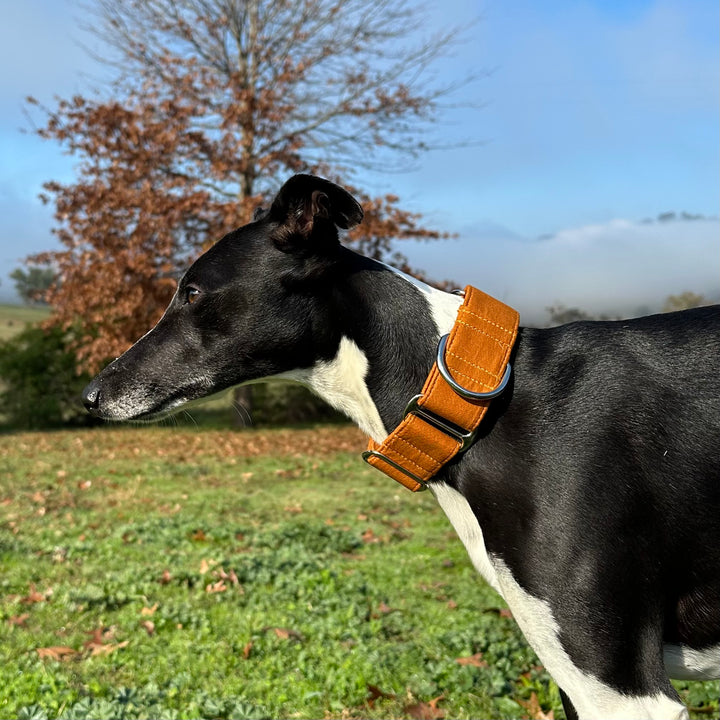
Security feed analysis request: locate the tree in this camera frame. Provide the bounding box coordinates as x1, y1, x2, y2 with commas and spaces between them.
28, 0, 467, 373
545, 305, 594, 326
663, 292, 707, 313
9, 266, 56, 305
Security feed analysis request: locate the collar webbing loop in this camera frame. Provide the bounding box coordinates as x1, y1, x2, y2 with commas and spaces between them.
363, 286, 520, 491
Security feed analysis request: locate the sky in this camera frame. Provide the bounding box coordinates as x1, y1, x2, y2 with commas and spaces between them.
0, 0, 718, 324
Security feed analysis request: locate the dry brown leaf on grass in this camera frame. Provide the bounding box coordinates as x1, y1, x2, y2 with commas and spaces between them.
36, 646, 78, 661
8, 613, 30, 627
216, 567, 241, 587
405, 694, 445, 720
518, 691, 555, 720
21, 583, 49, 604
455, 652, 488, 668
484, 606, 513, 619
261, 626, 305, 642
366, 683, 396, 708
83, 627, 129, 656
361, 528, 381, 544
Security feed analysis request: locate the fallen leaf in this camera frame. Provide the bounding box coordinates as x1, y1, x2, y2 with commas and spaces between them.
517, 692, 554, 720
242, 641, 253, 659
455, 652, 488, 668
216, 567, 241, 587
141, 620, 155, 636
405, 694, 445, 720
205, 580, 227, 594
8, 613, 30, 627
261, 626, 304, 642
366, 683, 395, 708
191, 529, 207, 541
36, 646, 78, 661
140, 603, 158, 616
21, 584, 47, 604
362, 528, 380, 544
484, 607, 513, 619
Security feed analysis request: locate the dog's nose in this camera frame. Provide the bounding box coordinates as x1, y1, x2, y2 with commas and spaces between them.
81, 380, 101, 413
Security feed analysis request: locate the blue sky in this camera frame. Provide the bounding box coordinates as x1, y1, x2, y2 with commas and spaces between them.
0, 0, 718, 323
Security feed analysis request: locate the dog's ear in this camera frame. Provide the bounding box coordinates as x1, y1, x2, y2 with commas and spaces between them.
269, 174, 363, 251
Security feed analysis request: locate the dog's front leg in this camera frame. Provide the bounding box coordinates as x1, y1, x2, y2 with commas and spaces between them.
559, 689, 579, 720
493, 562, 688, 720
433, 482, 688, 719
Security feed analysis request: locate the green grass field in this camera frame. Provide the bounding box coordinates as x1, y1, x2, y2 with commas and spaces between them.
1, 425, 718, 719
0, 304, 50, 342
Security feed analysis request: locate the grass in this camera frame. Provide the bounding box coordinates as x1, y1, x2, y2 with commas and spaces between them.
0, 304, 50, 342
0, 425, 717, 719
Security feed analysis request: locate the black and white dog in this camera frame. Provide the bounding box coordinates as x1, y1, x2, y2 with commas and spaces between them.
82, 175, 720, 719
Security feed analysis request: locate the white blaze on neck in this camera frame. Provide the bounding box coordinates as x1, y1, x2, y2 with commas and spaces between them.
379, 262, 462, 336
284, 336, 387, 442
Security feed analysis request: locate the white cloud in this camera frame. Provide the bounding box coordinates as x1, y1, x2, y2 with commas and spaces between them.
403, 216, 719, 325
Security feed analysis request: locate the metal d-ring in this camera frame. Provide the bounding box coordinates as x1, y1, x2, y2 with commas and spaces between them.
436, 334, 512, 401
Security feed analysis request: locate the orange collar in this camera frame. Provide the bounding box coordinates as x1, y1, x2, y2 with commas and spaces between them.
363, 286, 520, 491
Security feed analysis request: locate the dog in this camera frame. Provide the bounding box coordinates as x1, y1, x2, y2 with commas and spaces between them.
82, 174, 720, 719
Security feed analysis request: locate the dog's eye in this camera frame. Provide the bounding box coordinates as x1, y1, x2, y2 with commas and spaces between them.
185, 287, 200, 305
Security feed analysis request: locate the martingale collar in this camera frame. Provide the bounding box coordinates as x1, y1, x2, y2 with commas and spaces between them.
363, 286, 520, 491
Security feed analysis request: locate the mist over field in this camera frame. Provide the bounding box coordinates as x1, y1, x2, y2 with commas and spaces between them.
405, 215, 719, 325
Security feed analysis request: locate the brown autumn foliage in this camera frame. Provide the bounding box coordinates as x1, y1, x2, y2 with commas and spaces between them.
27, 0, 467, 373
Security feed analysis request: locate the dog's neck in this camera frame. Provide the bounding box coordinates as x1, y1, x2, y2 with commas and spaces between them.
287, 249, 462, 443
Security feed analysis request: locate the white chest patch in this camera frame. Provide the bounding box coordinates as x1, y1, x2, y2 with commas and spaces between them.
283, 336, 387, 443
431, 481, 501, 594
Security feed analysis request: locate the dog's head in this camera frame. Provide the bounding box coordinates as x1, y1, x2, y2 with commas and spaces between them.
82, 174, 363, 421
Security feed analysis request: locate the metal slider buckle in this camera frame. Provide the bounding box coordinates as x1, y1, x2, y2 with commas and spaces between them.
436, 334, 512, 401
403, 394, 477, 452
361, 450, 428, 491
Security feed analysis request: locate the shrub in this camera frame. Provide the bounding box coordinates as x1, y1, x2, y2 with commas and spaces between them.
0, 325, 91, 429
